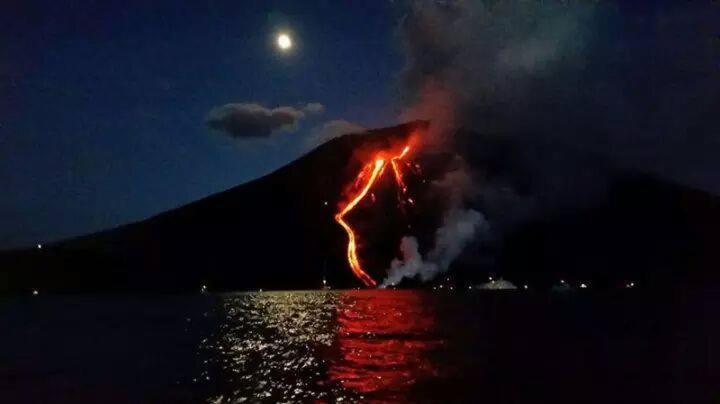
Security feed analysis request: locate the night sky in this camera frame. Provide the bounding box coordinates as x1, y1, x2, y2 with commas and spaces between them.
1, 1, 404, 247
1, 1, 718, 248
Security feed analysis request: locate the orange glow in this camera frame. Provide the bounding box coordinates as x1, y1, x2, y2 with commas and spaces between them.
327, 290, 441, 397
390, 146, 410, 194
335, 145, 413, 287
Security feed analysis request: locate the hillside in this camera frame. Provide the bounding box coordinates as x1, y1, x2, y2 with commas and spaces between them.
1, 121, 720, 293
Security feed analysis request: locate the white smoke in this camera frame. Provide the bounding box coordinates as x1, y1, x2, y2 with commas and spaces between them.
381, 207, 486, 287
381, 155, 488, 286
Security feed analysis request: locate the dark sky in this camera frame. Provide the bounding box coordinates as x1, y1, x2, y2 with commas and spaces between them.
0, 1, 404, 247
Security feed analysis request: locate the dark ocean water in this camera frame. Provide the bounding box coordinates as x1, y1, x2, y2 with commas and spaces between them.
1, 290, 718, 403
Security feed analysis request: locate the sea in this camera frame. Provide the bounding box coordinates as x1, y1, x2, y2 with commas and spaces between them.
1, 289, 717, 403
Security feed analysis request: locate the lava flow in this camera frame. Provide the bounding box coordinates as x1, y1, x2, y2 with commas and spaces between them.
335, 145, 412, 287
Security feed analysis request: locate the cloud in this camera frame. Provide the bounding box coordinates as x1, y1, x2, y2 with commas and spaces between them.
306, 120, 365, 148
206, 102, 324, 138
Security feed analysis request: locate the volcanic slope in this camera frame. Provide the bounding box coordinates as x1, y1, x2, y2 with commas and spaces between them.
2, 121, 720, 292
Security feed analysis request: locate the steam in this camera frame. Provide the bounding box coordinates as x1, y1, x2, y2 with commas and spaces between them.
382, 167, 488, 286
382, 208, 486, 286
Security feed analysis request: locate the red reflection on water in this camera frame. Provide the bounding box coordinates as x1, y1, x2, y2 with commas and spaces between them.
327, 290, 443, 398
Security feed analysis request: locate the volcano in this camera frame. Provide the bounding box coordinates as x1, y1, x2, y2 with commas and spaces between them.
1, 121, 720, 293
0, 122, 433, 293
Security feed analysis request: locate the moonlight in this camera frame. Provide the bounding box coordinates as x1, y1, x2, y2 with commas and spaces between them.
276, 33, 292, 51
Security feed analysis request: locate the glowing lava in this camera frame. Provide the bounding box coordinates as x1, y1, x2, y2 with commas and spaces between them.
390, 146, 410, 195
335, 145, 413, 287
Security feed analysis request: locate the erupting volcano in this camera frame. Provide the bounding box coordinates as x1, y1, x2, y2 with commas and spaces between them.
335, 144, 413, 287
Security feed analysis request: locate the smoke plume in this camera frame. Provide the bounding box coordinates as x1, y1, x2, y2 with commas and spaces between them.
398, 0, 719, 187
382, 208, 486, 286
382, 0, 720, 285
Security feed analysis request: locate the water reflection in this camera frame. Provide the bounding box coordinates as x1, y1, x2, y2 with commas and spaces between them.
199, 290, 445, 403
328, 290, 443, 401
199, 291, 338, 402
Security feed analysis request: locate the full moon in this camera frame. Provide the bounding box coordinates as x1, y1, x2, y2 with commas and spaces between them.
277, 33, 293, 51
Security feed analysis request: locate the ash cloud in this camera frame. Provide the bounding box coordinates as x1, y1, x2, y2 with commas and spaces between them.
398, 0, 720, 183
206, 102, 324, 138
